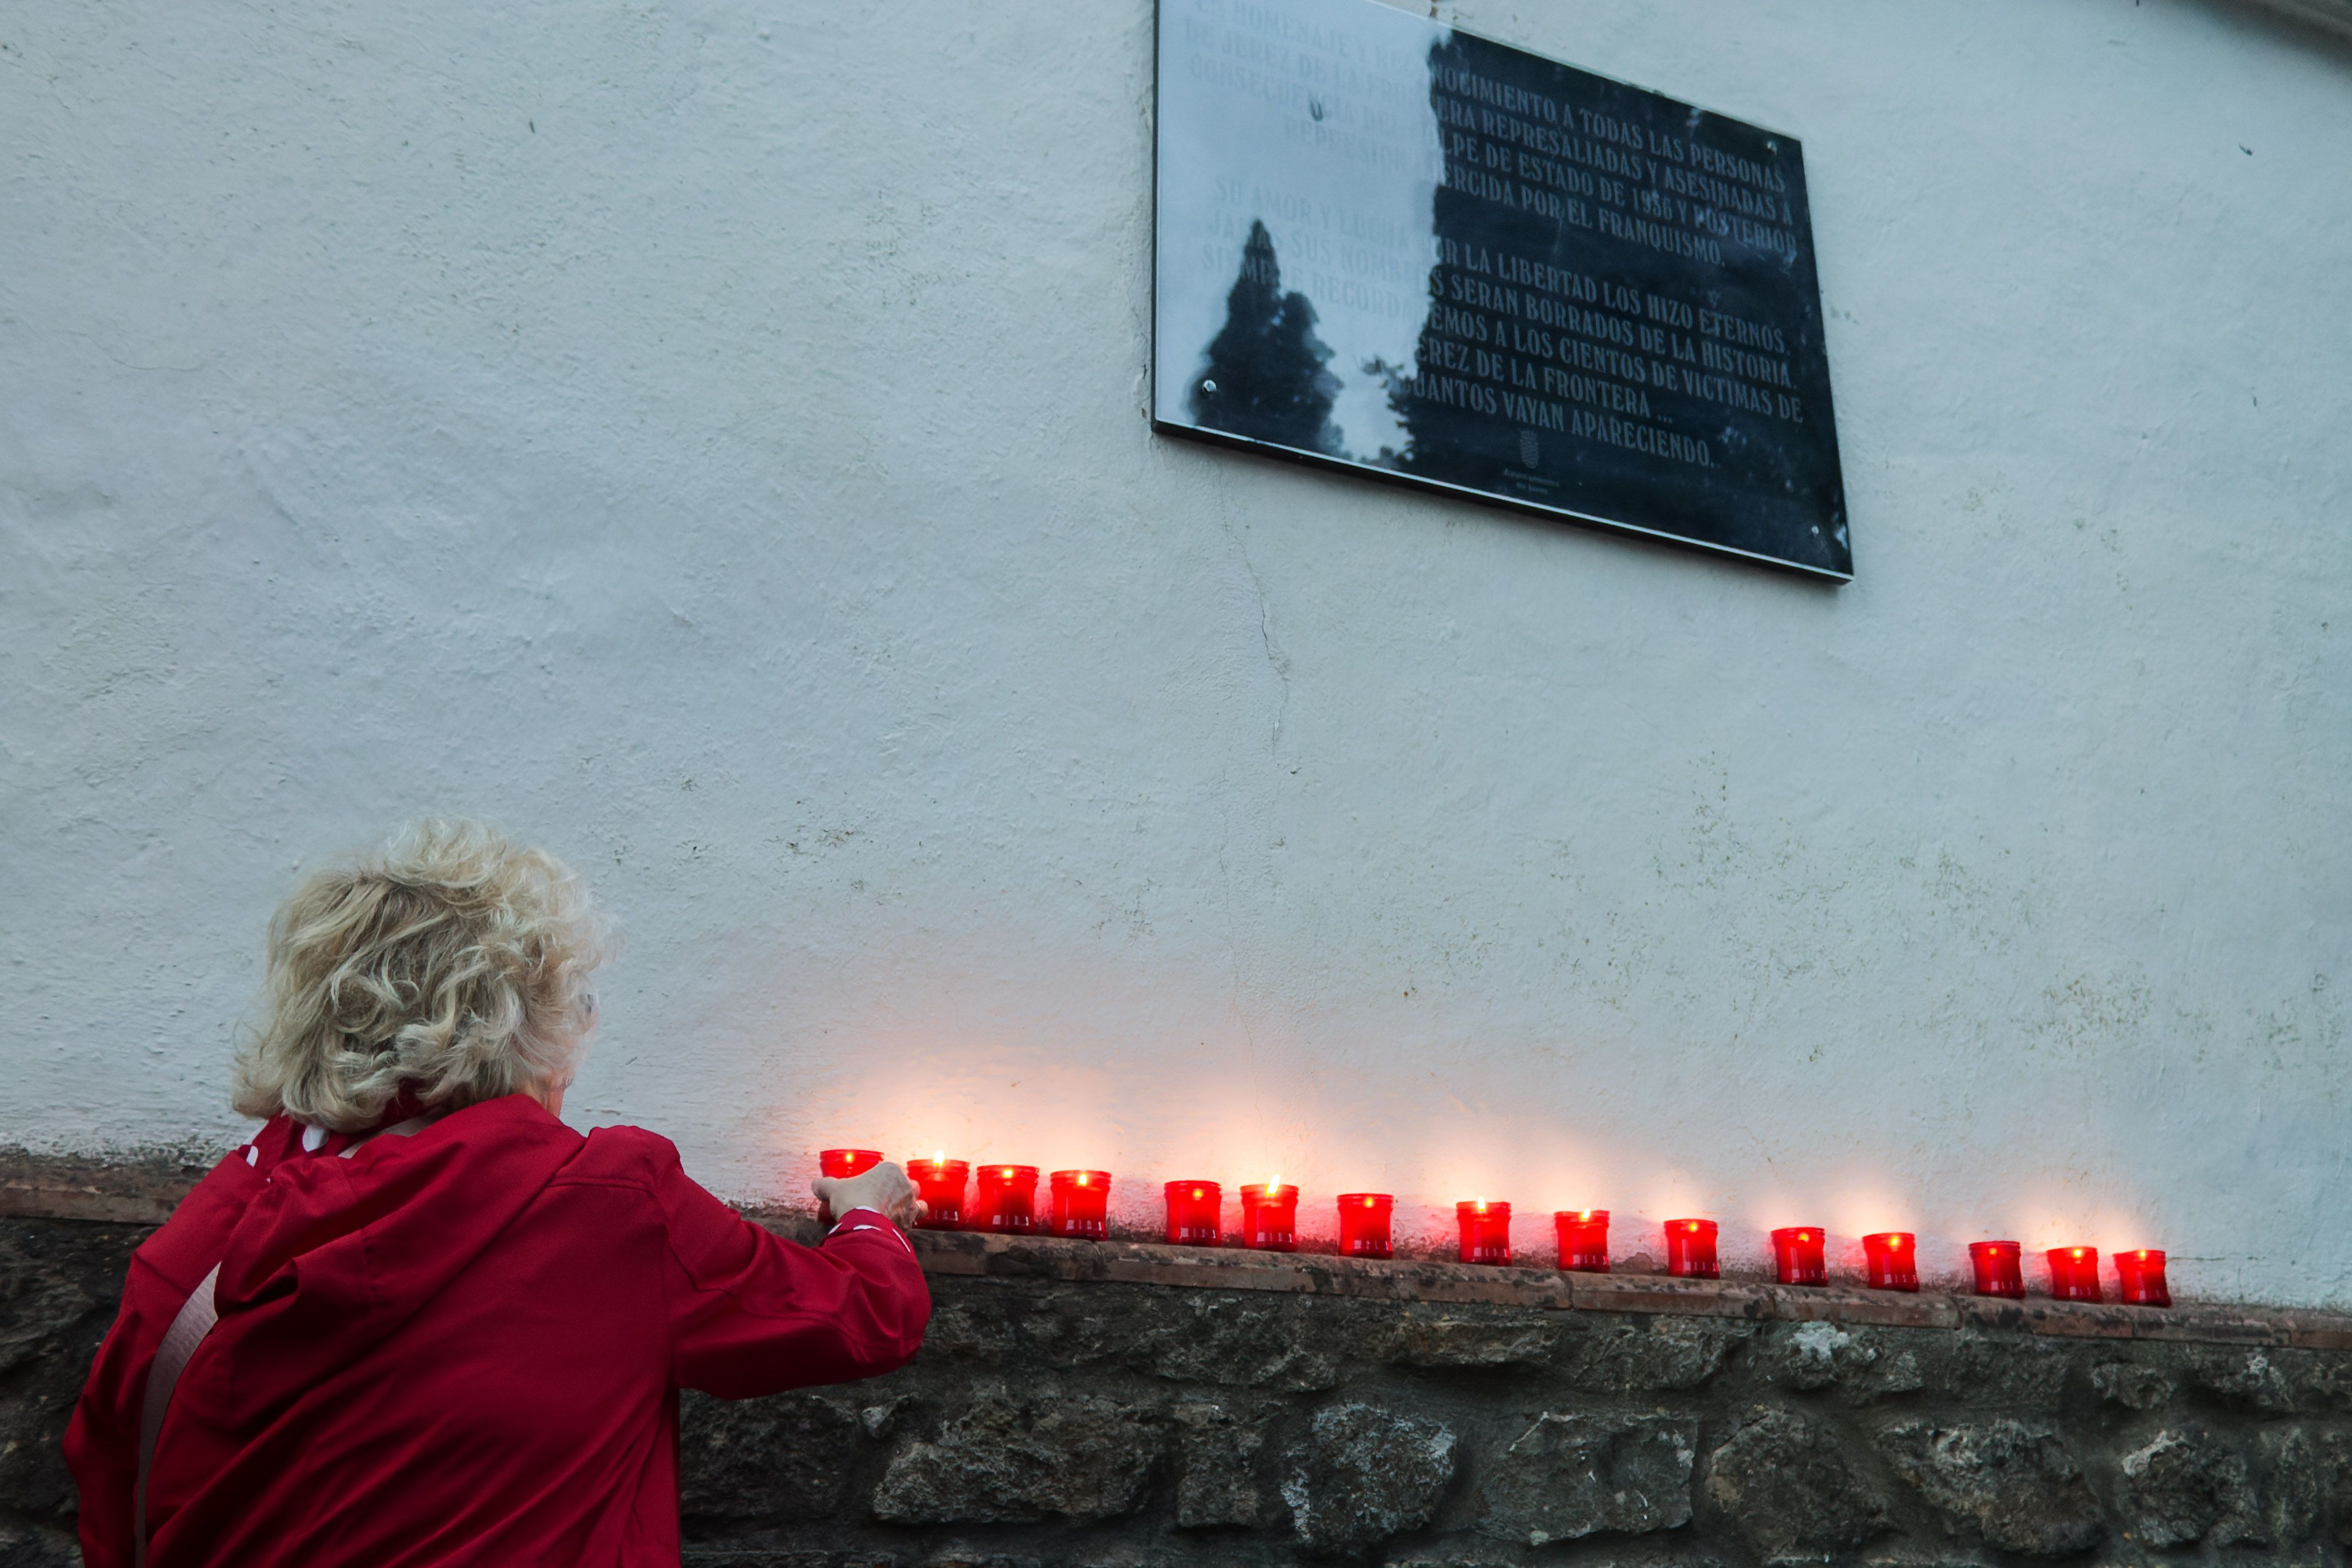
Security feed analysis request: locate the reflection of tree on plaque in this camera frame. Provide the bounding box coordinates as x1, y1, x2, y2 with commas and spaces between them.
1188, 220, 1344, 456
1384, 34, 1529, 492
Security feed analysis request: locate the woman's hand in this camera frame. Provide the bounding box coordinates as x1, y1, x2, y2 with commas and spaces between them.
813, 1161, 921, 1228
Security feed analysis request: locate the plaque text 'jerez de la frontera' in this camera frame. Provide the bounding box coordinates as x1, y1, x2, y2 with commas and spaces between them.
1154, 0, 1852, 579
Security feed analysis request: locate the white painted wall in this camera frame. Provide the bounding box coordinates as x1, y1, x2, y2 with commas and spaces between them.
4, 0, 2347, 1303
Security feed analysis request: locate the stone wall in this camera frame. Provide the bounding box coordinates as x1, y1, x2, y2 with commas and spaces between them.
7, 1213, 2352, 1567
0, 1219, 143, 1567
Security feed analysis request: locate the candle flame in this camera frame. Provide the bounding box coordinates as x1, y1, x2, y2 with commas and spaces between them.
1797, 1232, 1810, 1242
1363, 1196, 1376, 1208
1474, 1199, 1488, 1213
934, 1149, 944, 1164
1001, 1168, 1015, 1179
1268, 1175, 1281, 1192
2072, 1247, 2086, 1259
1077, 1172, 1089, 1186
1579, 1210, 1595, 1221
1687, 1221, 1701, 1233
1191, 1187, 1204, 1201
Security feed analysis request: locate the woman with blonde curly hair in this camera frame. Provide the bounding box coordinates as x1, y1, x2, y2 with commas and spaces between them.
65, 820, 928, 1568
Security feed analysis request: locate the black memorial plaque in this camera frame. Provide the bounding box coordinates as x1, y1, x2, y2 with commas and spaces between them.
1154, 0, 1851, 579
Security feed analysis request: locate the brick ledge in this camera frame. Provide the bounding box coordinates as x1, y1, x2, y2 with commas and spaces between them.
766, 1221, 2352, 1353
8, 1155, 2345, 1352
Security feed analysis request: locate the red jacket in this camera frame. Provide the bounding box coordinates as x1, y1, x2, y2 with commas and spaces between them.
65, 1094, 930, 1567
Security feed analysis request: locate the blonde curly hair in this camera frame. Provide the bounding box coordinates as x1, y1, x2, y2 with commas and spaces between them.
232, 820, 614, 1132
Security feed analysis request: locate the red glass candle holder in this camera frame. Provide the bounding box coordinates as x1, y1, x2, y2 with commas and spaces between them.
2116, 1248, 2170, 1308
974, 1164, 1038, 1234
1165, 1181, 1222, 1246
816, 1148, 885, 1225
908, 1156, 969, 1231
2046, 1245, 2102, 1302
1664, 1218, 1719, 1278
1967, 1239, 2025, 1299
1771, 1226, 1828, 1286
1555, 1209, 1611, 1273
1863, 1231, 1919, 1292
1457, 1200, 1512, 1265
1240, 1182, 1299, 1251
1337, 1193, 1394, 1258
1048, 1169, 1110, 1241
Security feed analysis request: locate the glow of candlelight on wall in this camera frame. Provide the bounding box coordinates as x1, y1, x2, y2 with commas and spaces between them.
797, 1144, 2172, 1303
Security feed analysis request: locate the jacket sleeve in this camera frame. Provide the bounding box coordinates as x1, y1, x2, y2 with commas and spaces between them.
636, 1134, 932, 1398
64, 1273, 151, 1568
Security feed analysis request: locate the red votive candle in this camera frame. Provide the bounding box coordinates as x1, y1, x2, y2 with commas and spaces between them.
1664, 1218, 1719, 1278
1771, 1226, 1828, 1286
819, 1148, 884, 1178
1457, 1200, 1512, 1265
1863, 1231, 1919, 1292
1337, 1193, 1394, 1258
1047, 1169, 1110, 1241
1968, 1239, 2025, 1298
974, 1164, 1038, 1234
816, 1148, 885, 1225
1165, 1181, 1223, 1246
1555, 1209, 1611, 1272
1240, 1181, 1300, 1251
907, 1156, 969, 1231
2115, 1248, 2170, 1308
2046, 1245, 2102, 1302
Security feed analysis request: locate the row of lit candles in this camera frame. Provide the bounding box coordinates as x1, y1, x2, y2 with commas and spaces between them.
820, 1151, 2172, 1307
